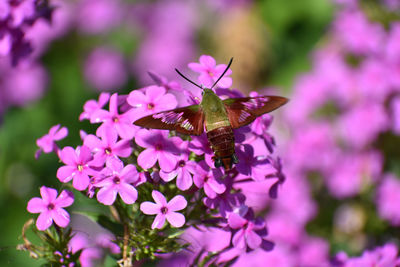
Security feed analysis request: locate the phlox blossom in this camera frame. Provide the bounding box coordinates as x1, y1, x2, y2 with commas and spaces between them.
27, 186, 74, 231
140, 190, 187, 229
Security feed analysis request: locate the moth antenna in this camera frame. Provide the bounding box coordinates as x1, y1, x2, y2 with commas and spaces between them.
211, 57, 233, 89
175, 68, 203, 89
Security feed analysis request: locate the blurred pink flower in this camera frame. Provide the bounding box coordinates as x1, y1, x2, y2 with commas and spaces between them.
84, 47, 127, 92
77, 0, 123, 34
27, 186, 74, 231
36, 124, 68, 157
376, 174, 400, 226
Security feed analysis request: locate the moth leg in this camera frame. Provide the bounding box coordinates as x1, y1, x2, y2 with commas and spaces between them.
213, 157, 223, 168
232, 153, 239, 164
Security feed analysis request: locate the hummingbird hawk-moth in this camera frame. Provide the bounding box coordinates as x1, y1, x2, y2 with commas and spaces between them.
134, 58, 288, 171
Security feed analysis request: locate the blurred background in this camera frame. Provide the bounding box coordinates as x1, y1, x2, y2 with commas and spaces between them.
1, 0, 400, 265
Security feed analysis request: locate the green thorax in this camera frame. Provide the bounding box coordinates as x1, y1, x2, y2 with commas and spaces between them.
200, 89, 231, 132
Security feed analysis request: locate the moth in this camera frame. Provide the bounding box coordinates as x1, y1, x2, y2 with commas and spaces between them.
134, 58, 288, 171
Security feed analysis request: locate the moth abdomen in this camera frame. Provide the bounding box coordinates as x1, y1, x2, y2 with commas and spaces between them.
206, 126, 236, 170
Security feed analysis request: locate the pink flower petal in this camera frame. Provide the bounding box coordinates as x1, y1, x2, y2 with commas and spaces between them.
246, 230, 262, 249
232, 229, 246, 249
165, 212, 185, 228
83, 134, 102, 150
146, 86, 166, 103
228, 213, 247, 229
40, 186, 58, 203
101, 126, 118, 146
115, 122, 135, 140
140, 202, 160, 215
118, 183, 138, 204
160, 170, 178, 182
97, 186, 117, 205
176, 169, 192, 191
54, 190, 74, 208
27, 197, 46, 213
152, 214, 166, 229
152, 190, 167, 206
158, 151, 178, 172
199, 55, 216, 68
207, 178, 226, 194
56, 165, 76, 183
53, 126, 68, 140
167, 195, 187, 212
60, 146, 78, 165
114, 140, 132, 157
188, 62, 206, 72
120, 164, 138, 183
78, 146, 93, 164
127, 90, 147, 107
137, 148, 157, 170
51, 208, 70, 228
36, 211, 53, 231
109, 93, 118, 116
72, 172, 90, 191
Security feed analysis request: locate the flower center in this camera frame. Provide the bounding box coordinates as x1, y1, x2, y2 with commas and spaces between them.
204, 175, 209, 183
155, 144, 162, 151
178, 160, 185, 167
112, 116, 119, 123
160, 206, 168, 214
208, 70, 214, 77
147, 103, 155, 110
47, 203, 55, 210
77, 164, 84, 172
113, 176, 121, 184
105, 147, 112, 155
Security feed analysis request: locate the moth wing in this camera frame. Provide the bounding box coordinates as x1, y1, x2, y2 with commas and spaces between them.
223, 95, 288, 129
133, 105, 205, 135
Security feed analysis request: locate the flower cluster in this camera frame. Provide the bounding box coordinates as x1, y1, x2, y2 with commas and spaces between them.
259, 0, 400, 265
0, 0, 53, 65
24, 55, 285, 265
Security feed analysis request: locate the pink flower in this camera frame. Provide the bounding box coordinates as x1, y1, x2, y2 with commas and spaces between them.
36, 124, 68, 157
127, 85, 177, 120
135, 129, 182, 172
91, 93, 137, 139
159, 151, 196, 191
193, 161, 226, 199
376, 174, 400, 226
27, 186, 74, 231
79, 92, 110, 121
95, 160, 139, 205
140, 190, 187, 229
84, 126, 132, 166
84, 47, 127, 92
56, 146, 97, 191
188, 55, 232, 88
227, 206, 272, 251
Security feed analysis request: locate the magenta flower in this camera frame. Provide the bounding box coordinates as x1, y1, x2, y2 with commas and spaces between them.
84, 126, 132, 166
56, 145, 97, 191
84, 47, 127, 92
235, 144, 276, 181
36, 124, 68, 157
159, 151, 196, 191
27, 186, 74, 231
188, 55, 232, 88
91, 93, 137, 139
376, 174, 400, 226
193, 161, 226, 199
135, 129, 182, 172
227, 206, 272, 251
79, 92, 110, 121
140, 190, 187, 229
127, 85, 178, 120
95, 160, 139, 205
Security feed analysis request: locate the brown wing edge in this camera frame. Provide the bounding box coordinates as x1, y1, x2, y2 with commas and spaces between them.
224, 95, 289, 129
133, 106, 205, 136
